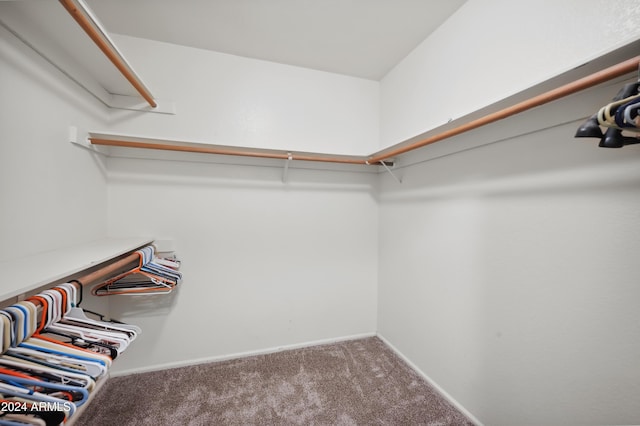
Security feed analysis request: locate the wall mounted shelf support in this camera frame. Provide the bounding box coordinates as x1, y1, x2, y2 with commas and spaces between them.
69, 126, 105, 155
380, 161, 402, 184
282, 153, 292, 183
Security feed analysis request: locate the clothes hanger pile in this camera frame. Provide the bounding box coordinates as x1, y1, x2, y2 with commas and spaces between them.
575, 78, 640, 147
92, 245, 182, 296
0, 282, 140, 425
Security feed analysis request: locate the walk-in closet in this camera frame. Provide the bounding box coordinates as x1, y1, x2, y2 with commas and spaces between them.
1, 1, 639, 425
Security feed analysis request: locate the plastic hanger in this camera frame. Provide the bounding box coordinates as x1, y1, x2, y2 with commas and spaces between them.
22, 296, 113, 370
22, 289, 136, 358
0, 383, 77, 417
39, 328, 120, 359
621, 98, 640, 126
44, 323, 130, 355
0, 395, 68, 425
0, 312, 15, 350
4, 349, 105, 380
62, 309, 139, 337
67, 309, 142, 335
0, 356, 94, 390
3, 307, 26, 345
91, 245, 181, 296
0, 372, 89, 406
0, 416, 47, 426
597, 93, 640, 128
8, 346, 107, 379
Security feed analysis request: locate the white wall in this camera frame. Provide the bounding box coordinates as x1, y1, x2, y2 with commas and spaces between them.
0, 11, 380, 377
105, 158, 379, 374
380, 0, 640, 149
105, 35, 379, 156
377, 79, 640, 425
377, 2, 640, 422
99, 37, 381, 373
4, 3, 640, 423
0, 24, 109, 260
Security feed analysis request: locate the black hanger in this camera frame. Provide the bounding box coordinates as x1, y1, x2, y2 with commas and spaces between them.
575, 82, 640, 147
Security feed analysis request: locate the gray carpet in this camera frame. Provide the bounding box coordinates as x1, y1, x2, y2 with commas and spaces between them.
76, 337, 472, 425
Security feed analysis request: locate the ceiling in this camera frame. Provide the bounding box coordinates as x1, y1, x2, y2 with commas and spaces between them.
84, 0, 467, 81
0, 0, 466, 99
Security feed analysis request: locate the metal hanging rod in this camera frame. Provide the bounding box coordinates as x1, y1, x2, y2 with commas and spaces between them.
89, 138, 371, 165
26, 251, 141, 310
367, 56, 640, 164
84, 56, 640, 167
59, 0, 158, 108
75, 251, 141, 287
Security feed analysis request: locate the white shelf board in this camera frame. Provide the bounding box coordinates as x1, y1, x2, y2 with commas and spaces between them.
0, 237, 153, 302
84, 131, 380, 174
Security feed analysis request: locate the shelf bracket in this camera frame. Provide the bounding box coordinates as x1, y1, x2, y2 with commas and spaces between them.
282, 152, 293, 183
380, 160, 402, 184
69, 126, 106, 155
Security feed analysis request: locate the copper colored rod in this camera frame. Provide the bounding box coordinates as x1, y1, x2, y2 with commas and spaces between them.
89, 138, 370, 165
289, 153, 367, 165
77, 252, 141, 286
59, 0, 158, 108
368, 56, 640, 163
27, 252, 140, 307
87, 56, 638, 166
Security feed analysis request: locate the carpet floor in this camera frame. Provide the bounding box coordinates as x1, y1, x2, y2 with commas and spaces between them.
76, 337, 473, 425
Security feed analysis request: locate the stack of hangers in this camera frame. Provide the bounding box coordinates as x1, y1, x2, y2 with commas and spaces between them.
0, 282, 140, 425
92, 245, 182, 296
575, 81, 640, 147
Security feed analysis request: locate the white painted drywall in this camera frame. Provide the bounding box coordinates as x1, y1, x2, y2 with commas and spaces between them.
105, 158, 379, 373
3, 3, 640, 423
103, 34, 380, 156
0, 24, 109, 261
377, 79, 640, 425
380, 0, 640, 149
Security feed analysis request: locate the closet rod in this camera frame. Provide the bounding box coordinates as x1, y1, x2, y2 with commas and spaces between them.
89, 138, 370, 165
367, 56, 640, 163
75, 251, 140, 286
58, 0, 158, 109
88, 56, 639, 166
27, 252, 140, 308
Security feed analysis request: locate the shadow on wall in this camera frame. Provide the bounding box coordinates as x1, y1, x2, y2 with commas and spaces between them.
378, 70, 640, 198
105, 153, 381, 199
107, 289, 181, 319
0, 24, 108, 123
379, 117, 640, 203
